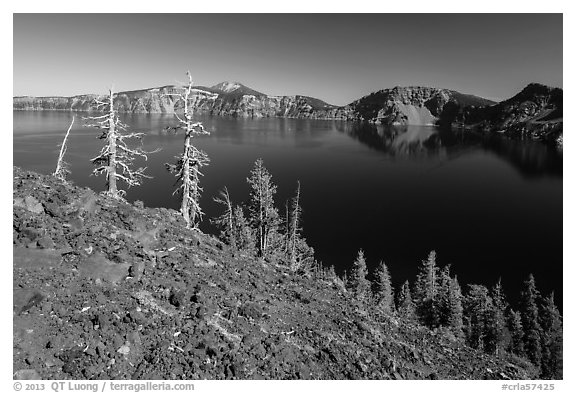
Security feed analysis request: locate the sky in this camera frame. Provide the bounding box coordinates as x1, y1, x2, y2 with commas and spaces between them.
13, 13, 563, 106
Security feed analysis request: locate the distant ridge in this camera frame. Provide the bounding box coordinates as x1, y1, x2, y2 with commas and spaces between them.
12, 81, 562, 145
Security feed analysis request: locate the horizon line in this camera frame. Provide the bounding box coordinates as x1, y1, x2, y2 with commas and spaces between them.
12, 80, 563, 106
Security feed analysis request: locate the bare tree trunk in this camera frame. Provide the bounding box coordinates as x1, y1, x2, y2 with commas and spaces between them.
107, 89, 118, 196
53, 116, 74, 180
181, 132, 192, 225
164, 72, 210, 229
191, 163, 202, 225
224, 188, 234, 237
87, 88, 153, 199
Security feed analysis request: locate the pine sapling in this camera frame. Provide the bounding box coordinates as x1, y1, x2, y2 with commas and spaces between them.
348, 249, 371, 303
373, 260, 394, 314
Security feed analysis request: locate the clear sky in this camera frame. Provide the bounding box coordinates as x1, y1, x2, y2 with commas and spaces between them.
13, 14, 562, 106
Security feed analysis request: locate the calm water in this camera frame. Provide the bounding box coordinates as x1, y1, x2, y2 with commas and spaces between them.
13, 111, 563, 309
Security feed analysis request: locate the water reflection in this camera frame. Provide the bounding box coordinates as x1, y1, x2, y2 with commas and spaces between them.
336, 122, 562, 178
13, 111, 563, 310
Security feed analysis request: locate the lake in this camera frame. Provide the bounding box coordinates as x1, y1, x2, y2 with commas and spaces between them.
13, 111, 563, 309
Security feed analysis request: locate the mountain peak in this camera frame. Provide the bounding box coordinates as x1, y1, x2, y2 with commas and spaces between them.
210, 81, 265, 97
211, 81, 244, 93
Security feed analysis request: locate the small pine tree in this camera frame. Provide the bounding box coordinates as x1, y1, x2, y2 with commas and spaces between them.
285, 181, 314, 273
247, 158, 281, 258
507, 308, 525, 357
372, 260, 394, 314
347, 249, 371, 303
397, 280, 416, 321
233, 205, 257, 256
437, 264, 453, 326
519, 274, 543, 368
486, 279, 509, 356
414, 250, 440, 328
539, 292, 562, 379
326, 265, 337, 280
287, 181, 302, 261
463, 284, 492, 351
447, 276, 464, 337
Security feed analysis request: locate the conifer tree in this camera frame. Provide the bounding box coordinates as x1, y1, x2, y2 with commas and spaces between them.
397, 280, 416, 322
463, 284, 492, 351
437, 264, 453, 326
486, 279, 509, 356
53, 116, 74, 181
506, 308, 525, 357
285, 181, 314, 272
287, 181, 303, 263
372, 260, 394, 314
246, 158, 281, 257
165, 72, 210, 229
539, 292, 562, 379
233, 205, 257, 256
447, 276, 464, 336
414, 250, 440, 328
347, 249, 371, 303
326, 265, 337, 280
86, 89, 152, 199
519, 274, 543, 368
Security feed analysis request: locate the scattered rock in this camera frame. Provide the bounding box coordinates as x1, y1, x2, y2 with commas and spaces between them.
13, 289, 45, 314
36, 236, 55, 250
168, 290, 185, 308
133, 290, 176, 316
117, 345, 130, 355
11, 167, 540, 381
14, 196, 44, 214
74, 190, 99, 216
78, 253, 130, 284
128, 261, 145, 280
13, 369, 41, 380
238, 302, 264, 320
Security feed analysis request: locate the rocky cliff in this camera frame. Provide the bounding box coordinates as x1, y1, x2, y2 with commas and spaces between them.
13, 82, 350, 120
459, 83, 563, 146
346, 86, 496, 126
12, 84, 489, 124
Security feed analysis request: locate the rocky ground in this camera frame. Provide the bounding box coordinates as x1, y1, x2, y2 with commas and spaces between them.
12, 167, 538, 380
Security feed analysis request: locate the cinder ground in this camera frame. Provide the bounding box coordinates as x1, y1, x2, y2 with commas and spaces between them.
12, 167, 536, 380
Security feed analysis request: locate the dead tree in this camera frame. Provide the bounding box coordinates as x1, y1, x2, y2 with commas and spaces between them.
53, 116, 74, 181
85, 88, 152, 199
164, 72, 210, 228
213, 186, 236, 248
